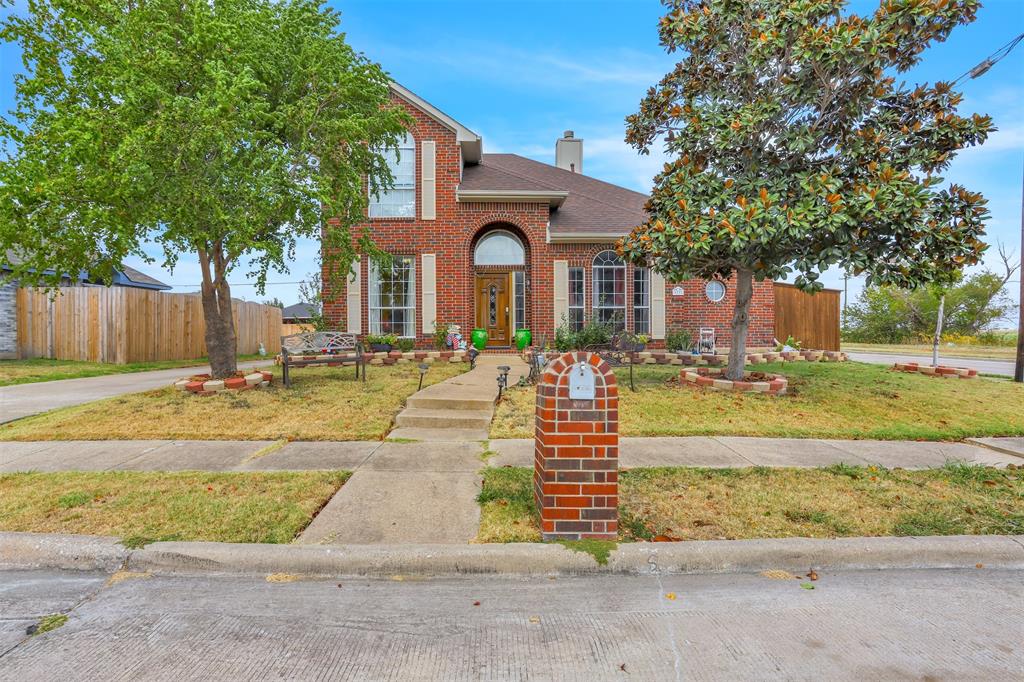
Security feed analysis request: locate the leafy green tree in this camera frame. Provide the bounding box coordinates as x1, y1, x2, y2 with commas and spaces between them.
845, 246, 1019, 343
0, 0, 409, 377
620, 0, 993, 379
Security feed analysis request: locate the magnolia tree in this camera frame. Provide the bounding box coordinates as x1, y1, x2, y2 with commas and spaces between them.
620, 0, 993, 380
0, 0, 408, 377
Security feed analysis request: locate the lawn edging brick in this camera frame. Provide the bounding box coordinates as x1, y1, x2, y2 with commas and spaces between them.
680, 367, 788, 395
174, 371, 273, 394
892, 362, 978, 379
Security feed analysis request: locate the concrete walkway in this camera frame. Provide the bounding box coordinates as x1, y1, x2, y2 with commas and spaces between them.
0, 359, 274, 424
388, 354, 529, 441
3, 435, 1021, 473
846, 351, 1015, 377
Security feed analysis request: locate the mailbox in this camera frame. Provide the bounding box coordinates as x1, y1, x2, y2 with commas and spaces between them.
568, 362, 596, 400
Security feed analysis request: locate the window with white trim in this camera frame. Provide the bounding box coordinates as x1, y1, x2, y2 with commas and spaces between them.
369, 256, 416, 337
593, 251, 625, 331
633, 267, 650, 335
568, 267, 585, 332
369, 133, 415, 217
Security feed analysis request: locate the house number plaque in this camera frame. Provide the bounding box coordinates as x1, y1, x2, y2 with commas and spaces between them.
568, 362, 597, 400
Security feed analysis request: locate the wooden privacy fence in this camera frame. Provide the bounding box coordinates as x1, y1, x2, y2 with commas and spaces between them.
16, 287, 282, 363
772, 283, 841, 351
281, 322, 314, 336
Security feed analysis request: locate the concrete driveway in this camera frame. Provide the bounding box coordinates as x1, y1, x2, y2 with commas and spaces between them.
0, 360, 273, 424
845, 351, 1015, 377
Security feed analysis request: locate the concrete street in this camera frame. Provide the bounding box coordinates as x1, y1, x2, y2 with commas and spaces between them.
1, 567, 1021, 680
846, 351, 1015, 377
0, 359, 273, 424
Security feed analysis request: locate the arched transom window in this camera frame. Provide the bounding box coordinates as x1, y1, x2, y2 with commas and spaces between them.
593, 250, 625, 330
474, 230, 525, 266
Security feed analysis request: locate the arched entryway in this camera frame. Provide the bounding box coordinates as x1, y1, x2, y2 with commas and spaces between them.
471, 225, 529, 347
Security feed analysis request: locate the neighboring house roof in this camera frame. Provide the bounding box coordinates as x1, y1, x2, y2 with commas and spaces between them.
460, 154, 648, 241
282, 302, 317, 320
3, 249, 171, 290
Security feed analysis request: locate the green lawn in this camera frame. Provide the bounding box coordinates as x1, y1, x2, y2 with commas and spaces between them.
477, 464, 1023, 543
0, 470, 348, 545
0, 362, 467, 441
491, 360, 1024, 441
0, 355, 266, 387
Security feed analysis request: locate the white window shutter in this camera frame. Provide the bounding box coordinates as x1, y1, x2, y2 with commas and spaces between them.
651, 270, 666, 339
553, 260, 569, 330
421, 141, 436, 220
346, 261, 362, 334
421, 253, 436, 334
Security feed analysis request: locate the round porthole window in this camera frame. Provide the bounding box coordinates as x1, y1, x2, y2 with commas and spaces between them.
705, 280, 726, 302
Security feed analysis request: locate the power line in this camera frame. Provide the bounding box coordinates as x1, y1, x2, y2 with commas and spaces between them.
951, 31, 1024, 85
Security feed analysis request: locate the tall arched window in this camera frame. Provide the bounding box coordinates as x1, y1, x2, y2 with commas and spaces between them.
474, 230, 525, 265
369, 132, 415, 217
593, 250, 625, 331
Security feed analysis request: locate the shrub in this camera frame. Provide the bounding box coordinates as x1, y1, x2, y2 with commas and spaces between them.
575, 320, 613, 348
554, 317, 576, 352
666, 329, 692, 352
397, 338, 415, 352
432, 322, 450, 350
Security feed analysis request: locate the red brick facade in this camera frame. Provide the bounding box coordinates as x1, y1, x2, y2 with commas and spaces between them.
323, 93, 776, 349
534, 352, 619, 540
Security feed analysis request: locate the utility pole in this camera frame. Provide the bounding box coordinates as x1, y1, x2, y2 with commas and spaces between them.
1015, 158, 1023, 382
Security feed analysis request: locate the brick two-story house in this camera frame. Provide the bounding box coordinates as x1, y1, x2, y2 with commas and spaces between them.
322, 84, 774, 350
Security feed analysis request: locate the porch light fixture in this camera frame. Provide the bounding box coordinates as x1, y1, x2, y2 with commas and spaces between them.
417, 363, 430, 391
497, 365, 511, 399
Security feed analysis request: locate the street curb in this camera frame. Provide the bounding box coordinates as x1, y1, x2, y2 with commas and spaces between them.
0, 532, 128, 572
2, 532, 1022, 577
965, 438, 1024, 461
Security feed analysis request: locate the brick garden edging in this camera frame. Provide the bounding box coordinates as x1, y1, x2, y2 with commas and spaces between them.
680, 367, 788, 395
892, 362, 978, 379
275, 349, 473, 367
524, 348, 847, 367
173, 371, 273, 396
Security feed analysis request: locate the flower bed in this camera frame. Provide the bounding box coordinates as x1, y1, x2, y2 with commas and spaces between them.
523, 348, 846, 367
680, 367, 788, 395
173, 371, 272, 395
892, 362, 977, 379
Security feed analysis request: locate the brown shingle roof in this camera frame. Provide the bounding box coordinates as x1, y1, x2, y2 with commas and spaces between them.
461, 154, 648, 237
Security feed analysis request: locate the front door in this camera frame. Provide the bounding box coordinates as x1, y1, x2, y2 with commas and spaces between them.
475, 273, 511, 346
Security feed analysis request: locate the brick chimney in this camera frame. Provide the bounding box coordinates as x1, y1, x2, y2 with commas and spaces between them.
555, 130, 583, 173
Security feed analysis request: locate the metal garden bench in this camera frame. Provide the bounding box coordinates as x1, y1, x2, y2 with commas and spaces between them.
280, 331, 365, 388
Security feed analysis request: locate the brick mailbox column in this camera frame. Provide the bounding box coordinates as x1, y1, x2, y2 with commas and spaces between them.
534, 351, 619, 540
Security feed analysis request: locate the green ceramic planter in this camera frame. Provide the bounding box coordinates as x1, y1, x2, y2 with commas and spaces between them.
470, 328, 488, 351
514, 329, 532, 351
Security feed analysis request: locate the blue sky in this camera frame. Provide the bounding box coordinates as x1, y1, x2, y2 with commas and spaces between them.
2, 0, 1022, 321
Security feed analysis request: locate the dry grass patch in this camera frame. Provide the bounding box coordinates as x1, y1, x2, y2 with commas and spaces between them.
842, 342, 1017, 361
0, 362, 467, 441
490, 361, 1024, 440
0, 470, 348, 544
476, 464, 1023, 543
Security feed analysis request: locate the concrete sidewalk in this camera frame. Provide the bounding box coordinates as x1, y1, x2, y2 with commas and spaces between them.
2, 435, 1021, 473
0, 359, 273, 424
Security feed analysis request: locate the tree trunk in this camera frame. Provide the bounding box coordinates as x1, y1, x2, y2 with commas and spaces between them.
725, 267, 753, 381
198, 246, 238, 378
932, 294, 945, 368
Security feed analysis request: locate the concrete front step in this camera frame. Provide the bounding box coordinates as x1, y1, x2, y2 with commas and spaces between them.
393, 407, 493, 430
387, 427, 490, 442
405, 395, 495, 411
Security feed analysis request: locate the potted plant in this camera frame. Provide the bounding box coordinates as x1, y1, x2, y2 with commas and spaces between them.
514, 328, 532, 351
470, 328, 488, 351
365, 333, 397, 353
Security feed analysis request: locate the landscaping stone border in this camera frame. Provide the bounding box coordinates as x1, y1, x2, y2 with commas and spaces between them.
680, 367, 788, 395
174, 371, 273, 395
523, 348, 847, 367
274, 349, 472, 367
892, 362, 978, 379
